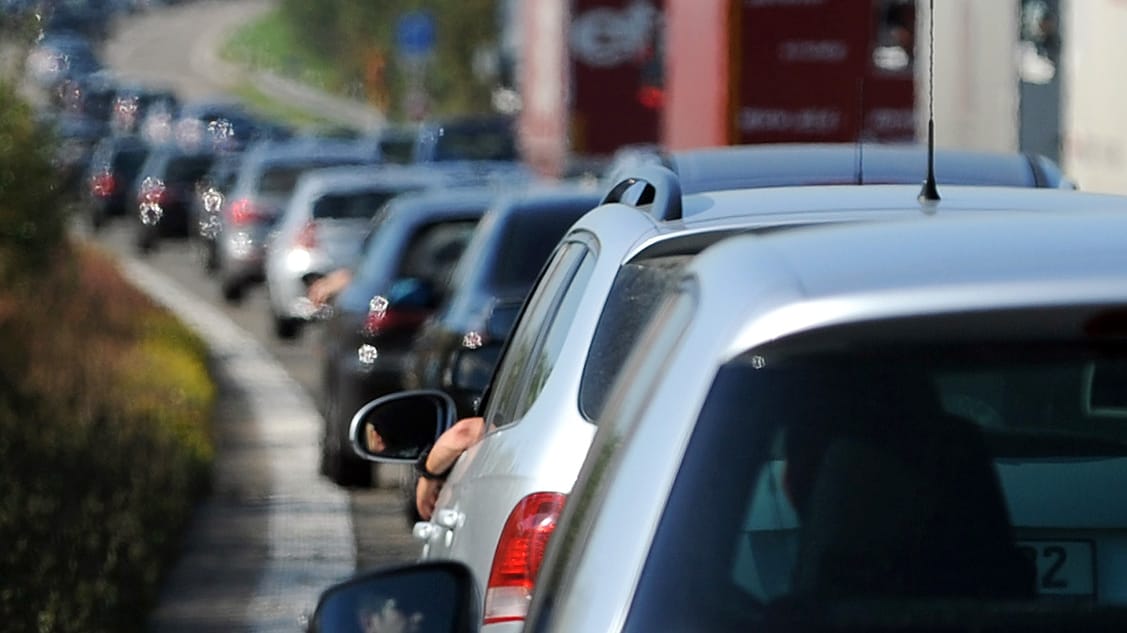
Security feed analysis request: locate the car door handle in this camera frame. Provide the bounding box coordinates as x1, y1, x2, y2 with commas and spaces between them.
434, 508, 463, 530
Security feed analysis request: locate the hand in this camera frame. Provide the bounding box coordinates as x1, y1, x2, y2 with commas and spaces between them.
416, 476, 442, 521
307, 268, 353, 306
414, 416, 486, 520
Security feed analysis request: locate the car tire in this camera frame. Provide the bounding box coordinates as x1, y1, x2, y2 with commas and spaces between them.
221, 278, 244, 303
136, 229, 157, 255
89, 209, 106, 232
273, 314, 301, 340
319, 395, 373, 488
203, 242, 220, 274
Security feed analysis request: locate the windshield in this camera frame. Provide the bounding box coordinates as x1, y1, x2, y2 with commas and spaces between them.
627, 331, 1127, 632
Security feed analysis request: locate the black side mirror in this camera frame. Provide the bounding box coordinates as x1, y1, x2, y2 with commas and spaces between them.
309, 561, 480, 633
349, 390, 457, 463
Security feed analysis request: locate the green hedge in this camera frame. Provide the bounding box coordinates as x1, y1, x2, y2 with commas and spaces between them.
0, 80, 216, 633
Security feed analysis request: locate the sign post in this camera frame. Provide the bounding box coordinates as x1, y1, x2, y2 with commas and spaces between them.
396, 10, 437, 120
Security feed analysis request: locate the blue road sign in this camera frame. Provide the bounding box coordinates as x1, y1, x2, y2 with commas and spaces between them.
396, 11, 437, 58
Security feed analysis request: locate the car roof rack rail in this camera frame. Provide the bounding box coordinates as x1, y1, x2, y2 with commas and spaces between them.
601, 164, 683, 222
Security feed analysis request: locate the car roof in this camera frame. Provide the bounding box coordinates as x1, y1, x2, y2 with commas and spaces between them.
605, 143, 1073, 194
291, 164, 458, 202
384, 185, 504, 216
241, 137, 374, 164
489, 182, 603, 216
683, 209, 1127, 361
572, 183, 1127, 267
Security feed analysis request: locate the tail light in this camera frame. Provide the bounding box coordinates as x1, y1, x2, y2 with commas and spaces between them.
484, 492, 567, 625
229, 198, 268, 225
362, 308, 431, 336
91, 172, 115, 198
295, 220, 318, 249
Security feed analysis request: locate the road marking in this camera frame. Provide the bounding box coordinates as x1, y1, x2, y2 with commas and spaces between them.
118, 256, 355, 631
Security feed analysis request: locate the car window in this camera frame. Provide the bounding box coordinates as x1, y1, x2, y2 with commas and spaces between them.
257, 164, 313, 196
485, 239, 593, 429
165, 155, 213, 185
312, 189, 418, 221
431, 124, 517, 162
578, 255, 691, 421
489, 201, 596, 293
515, 247, 596, 413
625, 328, 1127, 633
394, 219, 479, 291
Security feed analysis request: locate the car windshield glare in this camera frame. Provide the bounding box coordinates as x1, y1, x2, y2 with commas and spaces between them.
625, 322, 1127, 632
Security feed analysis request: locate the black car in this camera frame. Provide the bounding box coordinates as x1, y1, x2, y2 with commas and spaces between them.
130, 145, 217, 252
317, 187, 496, 486
47, 111, 110, 199
82, 133, 150, 229
403, 184, 602, 417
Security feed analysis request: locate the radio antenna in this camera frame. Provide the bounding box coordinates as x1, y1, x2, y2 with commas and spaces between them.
919, 0, 940, 202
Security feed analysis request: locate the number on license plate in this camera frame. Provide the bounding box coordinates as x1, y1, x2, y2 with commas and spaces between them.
1016, 540, 1095, 597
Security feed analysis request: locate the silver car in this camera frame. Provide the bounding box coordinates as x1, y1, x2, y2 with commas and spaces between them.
215, 137, 378, 302
323, 205, 1127, 632
348, 161, 1127, 631
264, 164, 450, 340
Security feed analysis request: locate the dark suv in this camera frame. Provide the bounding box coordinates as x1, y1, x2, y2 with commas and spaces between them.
317, 187, 499, 487
403, 184, 602, 417
82, 133, 150, 230
130, 146, 217, 253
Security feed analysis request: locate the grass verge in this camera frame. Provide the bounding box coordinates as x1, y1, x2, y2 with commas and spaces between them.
0, 243, 216, 633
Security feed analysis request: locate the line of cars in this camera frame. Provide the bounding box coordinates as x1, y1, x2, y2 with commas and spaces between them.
303, 142, 1127, 632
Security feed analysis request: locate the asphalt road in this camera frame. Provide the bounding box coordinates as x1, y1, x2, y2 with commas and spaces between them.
85, 0, 418, 580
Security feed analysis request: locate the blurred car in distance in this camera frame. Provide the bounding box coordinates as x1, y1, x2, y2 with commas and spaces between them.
412, 114, 519, 165
265, 164, 452, 340
372, 124, 419, 165
48, 111, 110, 199
403, 183, 603, 419
25, 30, 103, 92
214, 137, 379, 301
130, 145, 217, 252
317, 187, 498, 487
82, 132, 150, 230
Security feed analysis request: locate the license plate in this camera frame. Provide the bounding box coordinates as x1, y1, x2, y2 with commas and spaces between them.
1017, 540, 1095, 597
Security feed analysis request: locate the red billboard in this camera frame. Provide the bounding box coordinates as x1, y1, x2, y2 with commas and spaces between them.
568, 0, 662, 155
737, 0, 916, 144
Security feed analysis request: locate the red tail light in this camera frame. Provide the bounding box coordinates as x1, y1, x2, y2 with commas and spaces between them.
91, 173, 115, 198
295, 221, 318, 249
362, 308, 431, 336
484, 492, 567, 625
229, 198, 268, 225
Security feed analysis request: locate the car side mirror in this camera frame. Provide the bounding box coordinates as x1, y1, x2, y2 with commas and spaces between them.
349, 390, 457, 463
308, 561, 480, 633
